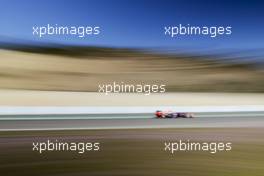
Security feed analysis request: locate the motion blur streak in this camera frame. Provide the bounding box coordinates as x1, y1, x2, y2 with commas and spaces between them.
0, 128, 263, 176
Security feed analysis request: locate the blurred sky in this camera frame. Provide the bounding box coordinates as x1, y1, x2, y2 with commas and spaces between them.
0, 0, 263, 51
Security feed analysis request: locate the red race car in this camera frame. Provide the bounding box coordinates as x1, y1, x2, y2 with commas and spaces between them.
155, 110, 194, 118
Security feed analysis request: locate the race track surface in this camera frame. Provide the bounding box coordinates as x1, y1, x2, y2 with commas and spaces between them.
0, 112, 264, 131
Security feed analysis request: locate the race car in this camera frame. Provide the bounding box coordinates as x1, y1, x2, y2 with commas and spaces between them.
155, 110, 194, 118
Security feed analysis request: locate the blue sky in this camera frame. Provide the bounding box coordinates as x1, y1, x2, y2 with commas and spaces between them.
0, 0, 263, 50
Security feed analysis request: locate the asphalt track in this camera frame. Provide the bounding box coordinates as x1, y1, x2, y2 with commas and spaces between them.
0, 112, 264, 131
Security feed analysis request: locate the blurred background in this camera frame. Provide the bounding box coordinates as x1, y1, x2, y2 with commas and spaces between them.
0, 43, 264, 92
1, 1, 264, 176
0, 0, 263, 93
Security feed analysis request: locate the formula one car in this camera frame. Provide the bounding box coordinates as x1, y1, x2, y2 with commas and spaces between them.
155, 110, 194, 118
